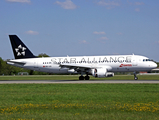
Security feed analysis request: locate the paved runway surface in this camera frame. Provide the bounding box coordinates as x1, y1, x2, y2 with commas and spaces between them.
0, 80, 159, 84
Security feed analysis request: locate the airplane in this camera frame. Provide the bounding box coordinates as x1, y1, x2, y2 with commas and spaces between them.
7, 35, 157, 80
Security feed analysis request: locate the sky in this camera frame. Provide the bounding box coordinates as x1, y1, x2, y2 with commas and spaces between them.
0, 0, 159, 61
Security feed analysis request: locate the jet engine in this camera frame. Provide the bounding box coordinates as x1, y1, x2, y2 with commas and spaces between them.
67, 69, 77, 73
92, 68, 114, 78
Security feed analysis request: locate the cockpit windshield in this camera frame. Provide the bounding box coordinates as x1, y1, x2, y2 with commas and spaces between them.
143, 59, 153, 62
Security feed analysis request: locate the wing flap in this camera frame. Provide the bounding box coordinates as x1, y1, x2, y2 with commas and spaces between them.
60, 63, 97, 69
59, 63, 105, 73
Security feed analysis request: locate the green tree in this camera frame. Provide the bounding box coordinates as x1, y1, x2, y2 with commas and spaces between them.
0, 57, 3, 75
156, 62, 159, 68
38, 53, 49, 57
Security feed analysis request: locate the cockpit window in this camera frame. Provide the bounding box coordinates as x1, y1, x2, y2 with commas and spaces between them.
143, 59, 153, 62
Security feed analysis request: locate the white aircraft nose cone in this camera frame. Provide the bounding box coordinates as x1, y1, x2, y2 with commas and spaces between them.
152, 62, 157, 68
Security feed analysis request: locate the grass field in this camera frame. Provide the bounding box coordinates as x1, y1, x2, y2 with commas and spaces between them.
0, 83, 159, 120
0, 74, 159, 80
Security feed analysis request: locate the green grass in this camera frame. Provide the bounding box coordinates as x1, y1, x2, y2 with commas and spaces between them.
0, 84, 159, 120
0, 75, 159, 80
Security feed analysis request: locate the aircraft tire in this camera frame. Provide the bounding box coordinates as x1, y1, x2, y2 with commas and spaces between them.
134, 77, 138, 80
79, 76, 84, 80
85, 76, 90, 80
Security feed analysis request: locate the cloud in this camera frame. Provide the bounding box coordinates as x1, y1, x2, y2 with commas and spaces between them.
135, 8, 140, 12
26, 30, 39, 35
55, 0, 77, 10
6, 0, 31, 3
97, 0, 120, 9
97, 37, 109, 43
80, 40, 88, 44
99, 37, 109, 40
134, 2, 144, 5
117, 32, 123, 35
134, 2, 144, 12
93, 31, 106, 35
127, 1, 144, 12
127, 1, 144, 5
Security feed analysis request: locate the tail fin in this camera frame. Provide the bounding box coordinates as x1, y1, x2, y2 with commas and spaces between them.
9, 35, 36, 59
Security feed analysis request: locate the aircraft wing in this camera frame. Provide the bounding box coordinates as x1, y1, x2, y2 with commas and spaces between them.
59, 63, 109, 73
59, 63, 99, 69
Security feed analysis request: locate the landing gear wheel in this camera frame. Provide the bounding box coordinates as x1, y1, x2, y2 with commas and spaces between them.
79, 76, 84, 80
134, 77, 138, 80
85, 76, 90, 80
134, 72, 138, 80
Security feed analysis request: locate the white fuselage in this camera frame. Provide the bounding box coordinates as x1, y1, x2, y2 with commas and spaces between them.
7, 55, 157, 74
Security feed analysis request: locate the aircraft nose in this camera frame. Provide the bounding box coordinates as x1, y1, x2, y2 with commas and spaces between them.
152, 62, 157, 68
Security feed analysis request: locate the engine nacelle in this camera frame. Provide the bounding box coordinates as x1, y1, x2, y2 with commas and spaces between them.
68, 69, 77, 73
105, 72, 114, 77
92, 68, 114, 78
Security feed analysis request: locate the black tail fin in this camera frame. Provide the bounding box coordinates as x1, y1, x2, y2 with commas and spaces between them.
9, 35, 36, 59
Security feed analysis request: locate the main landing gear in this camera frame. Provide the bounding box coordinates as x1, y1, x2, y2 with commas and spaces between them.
79, 75, 90, 80
134, 72, 138, 80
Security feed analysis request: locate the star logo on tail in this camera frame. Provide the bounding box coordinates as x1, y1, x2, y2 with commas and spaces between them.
15, 45, 26, 56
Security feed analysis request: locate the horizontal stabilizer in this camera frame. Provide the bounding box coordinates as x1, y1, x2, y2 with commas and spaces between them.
7, 61, 26, 66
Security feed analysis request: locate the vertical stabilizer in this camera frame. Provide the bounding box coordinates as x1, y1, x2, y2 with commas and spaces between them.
9, 35, 36, 59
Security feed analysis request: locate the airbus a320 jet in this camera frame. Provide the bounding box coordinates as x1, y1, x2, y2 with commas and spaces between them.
7, 35, 157, 80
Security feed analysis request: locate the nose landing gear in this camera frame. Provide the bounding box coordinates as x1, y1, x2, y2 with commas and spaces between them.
134, 72, 138, 80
